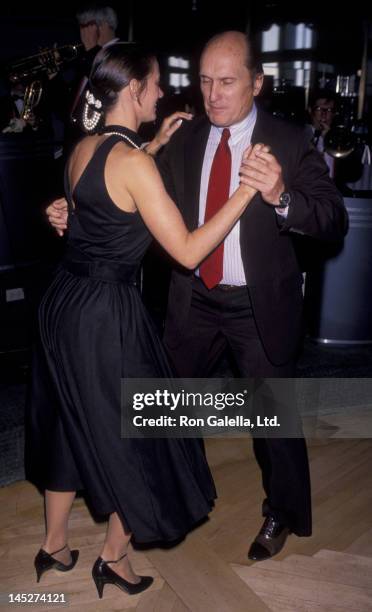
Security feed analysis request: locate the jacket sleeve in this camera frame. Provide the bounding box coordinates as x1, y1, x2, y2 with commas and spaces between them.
280, 131, 348, 242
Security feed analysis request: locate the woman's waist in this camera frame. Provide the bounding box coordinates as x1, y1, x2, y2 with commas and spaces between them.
61, 245, 140, 284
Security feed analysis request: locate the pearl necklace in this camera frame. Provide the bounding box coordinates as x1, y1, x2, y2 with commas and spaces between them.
103, 131, 140, 149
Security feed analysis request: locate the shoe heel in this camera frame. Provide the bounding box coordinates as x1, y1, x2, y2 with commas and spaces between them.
34, 545, 78, 583
34, 555, 48, 583
93, 576, 105, 599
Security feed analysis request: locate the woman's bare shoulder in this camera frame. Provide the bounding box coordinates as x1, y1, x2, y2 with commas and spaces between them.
71, 134, 101, 160
109, 142, 156, 174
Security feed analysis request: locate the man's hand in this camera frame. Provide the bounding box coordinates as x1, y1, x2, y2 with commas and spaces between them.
39, 45, 60, 80
241, 145, 285, 206
320, 122, 331, 138
239, 144, 270, 196
46, 198, 68, 236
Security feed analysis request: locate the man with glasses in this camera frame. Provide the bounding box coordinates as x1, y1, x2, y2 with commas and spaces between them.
308, 89, 337, 176
308, 88, 365, 189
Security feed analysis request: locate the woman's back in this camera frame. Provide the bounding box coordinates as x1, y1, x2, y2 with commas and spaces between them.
65, 129, 152, 264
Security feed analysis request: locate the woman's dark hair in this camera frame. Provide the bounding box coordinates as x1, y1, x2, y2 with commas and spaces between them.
83, 43, 156, 131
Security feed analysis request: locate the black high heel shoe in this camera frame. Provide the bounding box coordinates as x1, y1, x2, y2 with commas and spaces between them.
92, 552, 153, 598
34, 545, 79, 582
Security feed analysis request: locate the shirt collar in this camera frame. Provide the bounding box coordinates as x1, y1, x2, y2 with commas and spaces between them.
103, 37, 120, 48
211, 103, 257, 145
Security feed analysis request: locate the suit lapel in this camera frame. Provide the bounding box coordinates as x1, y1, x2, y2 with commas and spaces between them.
239, 109, 270, 260
251, 108, 270, 146
184, 118, 211, 230
252, 108, 289, 185
243, 109, 267, 211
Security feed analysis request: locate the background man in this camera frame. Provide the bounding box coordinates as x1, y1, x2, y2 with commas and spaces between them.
307, 89, 338, 177
69, 5, 120, 136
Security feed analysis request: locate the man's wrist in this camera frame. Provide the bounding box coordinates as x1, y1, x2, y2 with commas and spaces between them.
276, 191, 291, 209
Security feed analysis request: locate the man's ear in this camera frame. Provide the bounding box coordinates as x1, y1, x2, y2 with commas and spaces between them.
253, 73, 264, 97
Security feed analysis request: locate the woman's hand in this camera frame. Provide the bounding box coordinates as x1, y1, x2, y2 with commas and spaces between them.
145, 111, 193, 156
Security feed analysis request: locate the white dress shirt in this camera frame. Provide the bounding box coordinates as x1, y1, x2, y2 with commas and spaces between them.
197, 106, 257, 285
195, 105, 290, 285
311, 125, 335, 178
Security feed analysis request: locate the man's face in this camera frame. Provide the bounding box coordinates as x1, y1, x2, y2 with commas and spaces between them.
199, 43, 263, 127
311, 98, 336, 132
79, 21, 99, 49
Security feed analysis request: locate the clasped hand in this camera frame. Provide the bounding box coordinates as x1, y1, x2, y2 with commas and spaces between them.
239, 144, 285, 205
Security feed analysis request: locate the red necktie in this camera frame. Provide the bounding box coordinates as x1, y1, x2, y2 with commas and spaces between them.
200, 128, 231, 289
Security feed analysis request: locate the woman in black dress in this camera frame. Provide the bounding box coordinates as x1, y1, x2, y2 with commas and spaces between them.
26, 43, 260, 598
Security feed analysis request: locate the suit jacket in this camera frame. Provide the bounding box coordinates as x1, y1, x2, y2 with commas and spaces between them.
157, 109, 348, 365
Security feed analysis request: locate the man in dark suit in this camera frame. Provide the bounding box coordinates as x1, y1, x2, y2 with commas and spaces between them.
157, 31, 347, 561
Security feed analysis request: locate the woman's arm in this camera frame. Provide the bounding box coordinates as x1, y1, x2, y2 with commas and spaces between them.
123, 145, 261, 269
143, 111, 193, 156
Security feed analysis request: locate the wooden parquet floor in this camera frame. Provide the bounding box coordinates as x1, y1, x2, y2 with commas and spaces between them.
2, 438, 372, 611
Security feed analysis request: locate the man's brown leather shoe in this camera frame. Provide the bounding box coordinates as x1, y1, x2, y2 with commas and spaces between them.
248, 516, 290, 561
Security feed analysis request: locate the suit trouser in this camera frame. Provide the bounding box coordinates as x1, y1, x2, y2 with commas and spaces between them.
164, 277, 312, 536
